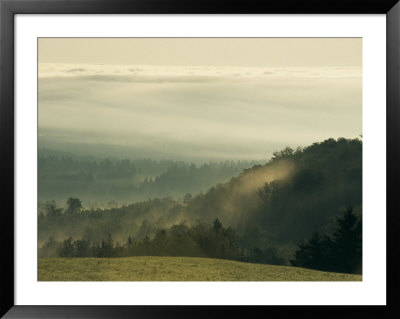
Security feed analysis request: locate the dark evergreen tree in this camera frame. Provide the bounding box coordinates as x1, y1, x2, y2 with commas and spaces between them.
290, 232, 332, 271
290, 207, 362, 274
60, 237, 75, 257
101, 234, 115, 257
44, 200, 62, 217
329, 207, 362, 274
74, 239, 91, 257
65, 197, 82, 214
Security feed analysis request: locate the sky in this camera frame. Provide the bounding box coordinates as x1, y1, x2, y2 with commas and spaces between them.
38, 38, 362, 162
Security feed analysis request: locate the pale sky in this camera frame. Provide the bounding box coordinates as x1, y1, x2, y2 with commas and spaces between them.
39, 38, 362, 67
38, 38, 362, 161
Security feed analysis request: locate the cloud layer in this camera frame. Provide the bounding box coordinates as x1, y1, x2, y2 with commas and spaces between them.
38, 64, 362, 161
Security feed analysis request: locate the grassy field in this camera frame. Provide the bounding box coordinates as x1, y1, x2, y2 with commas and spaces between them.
38, 256, 362, 281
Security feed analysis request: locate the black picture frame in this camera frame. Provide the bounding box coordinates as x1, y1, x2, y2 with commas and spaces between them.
1, 0, 399, 318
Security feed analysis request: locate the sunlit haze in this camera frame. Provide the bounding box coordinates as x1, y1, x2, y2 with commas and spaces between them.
38, 38, 362, 161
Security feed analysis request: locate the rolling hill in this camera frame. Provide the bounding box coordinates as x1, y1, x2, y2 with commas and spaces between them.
38, 256, 362, 281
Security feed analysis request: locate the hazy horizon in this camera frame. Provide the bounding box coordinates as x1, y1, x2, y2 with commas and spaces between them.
38, 38, 362, 162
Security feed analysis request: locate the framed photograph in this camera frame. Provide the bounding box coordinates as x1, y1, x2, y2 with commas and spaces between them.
1, 0, 399, 318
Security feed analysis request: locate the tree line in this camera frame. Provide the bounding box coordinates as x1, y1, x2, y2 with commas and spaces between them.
40, 208, 362, 274
38, 153, 257, 205
40, 219, 285, 265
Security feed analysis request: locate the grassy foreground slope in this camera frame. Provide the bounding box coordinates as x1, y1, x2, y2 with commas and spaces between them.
38, 256, 361, 281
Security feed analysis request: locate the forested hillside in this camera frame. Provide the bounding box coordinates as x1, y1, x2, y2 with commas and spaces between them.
39, 138, 362, 271
189, 137, 362, 243
38, 151, 257, 206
